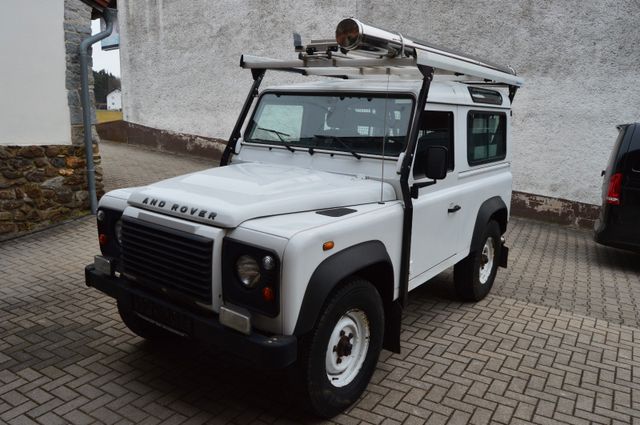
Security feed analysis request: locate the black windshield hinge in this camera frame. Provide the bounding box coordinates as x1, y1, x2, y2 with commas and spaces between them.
410, 180, 436, 198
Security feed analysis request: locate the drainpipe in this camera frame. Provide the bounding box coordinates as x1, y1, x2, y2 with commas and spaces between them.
80, 8, 116, 214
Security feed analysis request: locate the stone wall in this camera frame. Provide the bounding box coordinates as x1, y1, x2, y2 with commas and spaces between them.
0, 145, 103, 239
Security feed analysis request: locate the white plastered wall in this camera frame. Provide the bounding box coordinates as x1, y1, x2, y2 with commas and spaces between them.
0, 0, 71, 146
118, 0, 640, 205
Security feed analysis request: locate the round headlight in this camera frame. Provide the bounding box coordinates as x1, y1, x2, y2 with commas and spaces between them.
114, 219, 123, 245
236, 255, 261, 288
96, 210, 105, 222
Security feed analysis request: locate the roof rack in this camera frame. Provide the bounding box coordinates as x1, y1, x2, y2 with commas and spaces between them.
240, 18, 524, 88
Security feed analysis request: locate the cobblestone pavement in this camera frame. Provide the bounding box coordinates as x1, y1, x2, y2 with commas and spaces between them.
99, 141, 214, 190
0, 141, 639, 425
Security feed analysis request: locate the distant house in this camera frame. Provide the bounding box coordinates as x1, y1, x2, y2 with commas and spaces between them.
107, 89, 122, 110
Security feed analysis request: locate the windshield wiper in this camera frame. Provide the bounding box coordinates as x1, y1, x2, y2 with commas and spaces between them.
313, 135, 362, 160
256, 127, 295, 152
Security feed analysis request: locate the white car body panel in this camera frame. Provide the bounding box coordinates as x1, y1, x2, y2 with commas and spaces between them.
232, 201, 403, 334
236, 146, 405, 195
99, 187, 137, 210
271, 202, 404, 335
127, 162, 396, 228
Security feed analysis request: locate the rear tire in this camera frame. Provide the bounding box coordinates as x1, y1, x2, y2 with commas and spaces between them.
298, 278, 384, 418
117, 299, 178, 341
454, 220, 502, 301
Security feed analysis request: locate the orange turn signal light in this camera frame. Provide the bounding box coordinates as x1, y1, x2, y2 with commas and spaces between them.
323, 241, 335, 251
262, 286, 275, 302
98, 233, 108, 246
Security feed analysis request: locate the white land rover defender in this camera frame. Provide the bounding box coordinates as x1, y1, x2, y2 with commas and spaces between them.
86, 19, 523, 417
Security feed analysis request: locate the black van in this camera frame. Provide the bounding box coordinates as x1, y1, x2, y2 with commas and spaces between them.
594, 123, 640, 252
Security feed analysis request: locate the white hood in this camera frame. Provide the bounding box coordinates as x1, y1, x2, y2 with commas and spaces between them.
126, 163, 397, 228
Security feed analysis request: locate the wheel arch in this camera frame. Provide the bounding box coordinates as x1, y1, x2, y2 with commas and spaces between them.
470, 196, 508, 252
293, 240, 400, 352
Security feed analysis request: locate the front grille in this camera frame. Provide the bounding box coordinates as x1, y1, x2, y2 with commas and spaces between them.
121, 217, 213, 303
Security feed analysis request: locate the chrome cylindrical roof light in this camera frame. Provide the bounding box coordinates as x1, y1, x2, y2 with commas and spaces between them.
335, 18, 363, 50
335, 18, 517, 76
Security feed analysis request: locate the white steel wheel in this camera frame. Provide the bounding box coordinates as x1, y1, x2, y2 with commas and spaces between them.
298, 278, 384, 418
479, 237, 495, 284
325, 309, 370, 388
454, 220, 502, 302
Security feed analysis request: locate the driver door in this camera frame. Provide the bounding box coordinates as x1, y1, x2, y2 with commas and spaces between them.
408, 108, 462, 288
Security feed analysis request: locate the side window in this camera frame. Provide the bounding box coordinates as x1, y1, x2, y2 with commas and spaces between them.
413, 111, 454, 178
467, 111, 506, 165
627, 130, 640, 174
607, 126, 627, 172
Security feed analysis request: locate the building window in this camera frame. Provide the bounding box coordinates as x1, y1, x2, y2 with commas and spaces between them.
467, 111, 506, 165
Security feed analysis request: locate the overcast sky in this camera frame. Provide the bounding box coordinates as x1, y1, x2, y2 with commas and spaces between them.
91, 20, 120, 77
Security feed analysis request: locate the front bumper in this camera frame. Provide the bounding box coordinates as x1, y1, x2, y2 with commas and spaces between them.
85, 265, 297, 368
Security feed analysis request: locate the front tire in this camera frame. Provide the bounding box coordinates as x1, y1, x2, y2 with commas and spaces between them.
298, 278, 384, 418
454, 220, 502, 301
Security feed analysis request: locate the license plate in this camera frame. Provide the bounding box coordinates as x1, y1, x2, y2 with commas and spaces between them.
132, 295, 192, 336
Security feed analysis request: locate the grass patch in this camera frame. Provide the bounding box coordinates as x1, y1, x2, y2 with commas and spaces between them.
96, 110, 123, 123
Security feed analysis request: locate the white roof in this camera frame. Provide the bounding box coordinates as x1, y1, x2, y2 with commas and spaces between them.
261, 78, 512, 109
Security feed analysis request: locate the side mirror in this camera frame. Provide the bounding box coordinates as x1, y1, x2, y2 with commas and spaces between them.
425, 146, 448, 180
411, 146, 449, 199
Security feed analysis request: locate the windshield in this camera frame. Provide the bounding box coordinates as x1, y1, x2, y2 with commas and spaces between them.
245, 93, 414, 157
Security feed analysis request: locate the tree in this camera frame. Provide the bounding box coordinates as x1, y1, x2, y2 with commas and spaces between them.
93, 70, 121, 106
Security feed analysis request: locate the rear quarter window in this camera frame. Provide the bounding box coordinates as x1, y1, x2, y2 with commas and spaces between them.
606, 125, 629, 172
625, 125, 640, 174
629, 125, 640, 150
467, 111, 507, 166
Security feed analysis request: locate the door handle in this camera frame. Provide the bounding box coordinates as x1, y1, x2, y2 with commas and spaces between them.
448, 205, 461, 213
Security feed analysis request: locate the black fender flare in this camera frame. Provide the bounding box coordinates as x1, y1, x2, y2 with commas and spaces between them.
470, 196, 508, 252
293, 240, 394, 338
